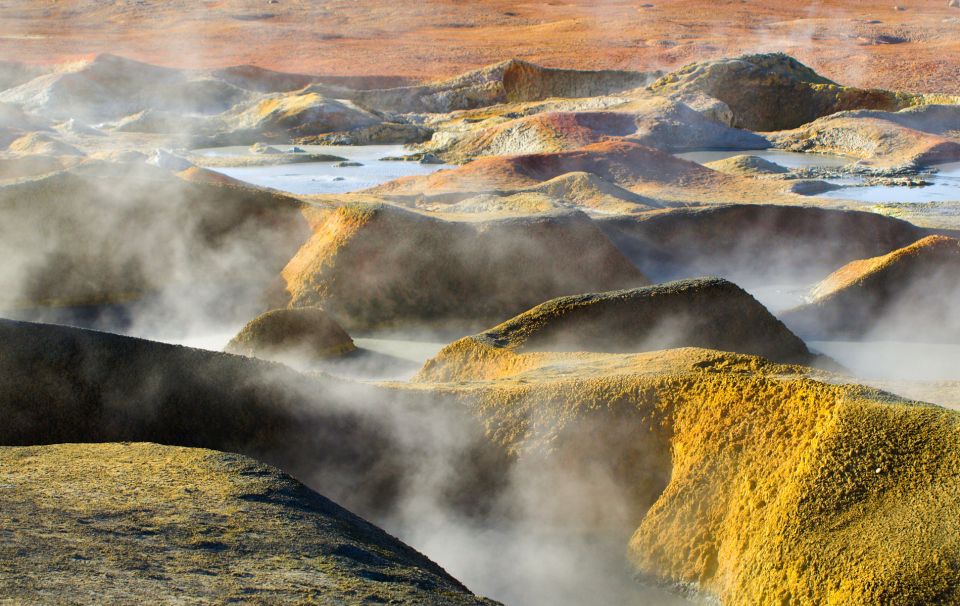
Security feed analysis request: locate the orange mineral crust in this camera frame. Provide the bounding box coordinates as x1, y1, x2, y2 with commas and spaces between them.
4, 0, 960, 94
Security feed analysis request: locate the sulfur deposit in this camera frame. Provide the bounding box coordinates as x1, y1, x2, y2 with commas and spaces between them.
417, 278, 815, 382
413, 344, 960, 605
0, 442, 497, 605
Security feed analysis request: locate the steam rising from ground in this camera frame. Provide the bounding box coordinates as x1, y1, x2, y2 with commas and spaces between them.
5, 10, 960, 601
307, 378, 688, 606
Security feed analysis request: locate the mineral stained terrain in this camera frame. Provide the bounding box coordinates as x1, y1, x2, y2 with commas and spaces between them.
411, 344, 960, 605
7, 0, 960, 95
5, 4, 960, 605
417, 278, 818, 382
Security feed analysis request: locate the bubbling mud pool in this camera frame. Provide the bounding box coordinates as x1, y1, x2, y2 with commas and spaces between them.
193, 145, 453, 194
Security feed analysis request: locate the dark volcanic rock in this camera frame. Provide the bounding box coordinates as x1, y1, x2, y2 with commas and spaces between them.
0, 319, 505, 518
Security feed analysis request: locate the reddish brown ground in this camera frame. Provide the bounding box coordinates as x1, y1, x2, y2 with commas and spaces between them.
3, 1, 960, 94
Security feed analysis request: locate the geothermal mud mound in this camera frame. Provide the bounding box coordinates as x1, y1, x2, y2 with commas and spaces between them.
782, 235, 960, 340
501, 60, 654, 103
650, 53, 946, 131
520, 171, 663, 213
0, 318, 506, 518
432, 112, 636, 163
281, 203, 648, 329
769, 112, 960, 168
415, 170, 664, 216
865, 103, 960, 136
6, 131, 82, 156
349, 59, 654, 114
0, 443, 496, 605
430, 100, 768, 163
0, 54, 252, 122
0, 160, 307, 310
372, 140, 728, 199
211, 92, 381, 145
704, 154, 789, 176
417, 278, 813, 381
226, 306, 356, 362
411, 344, 960, 605
595, 204, 925, 283
110, 108, 214, 135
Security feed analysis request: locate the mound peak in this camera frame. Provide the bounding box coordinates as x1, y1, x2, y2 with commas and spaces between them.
6, 131, 83, 156
226, 306, 356, 363
650, 52, 934, 131
281, 203, 648, 328
704, 154, 790, 176
371, 140, 724, 198
417, 277, 814, 382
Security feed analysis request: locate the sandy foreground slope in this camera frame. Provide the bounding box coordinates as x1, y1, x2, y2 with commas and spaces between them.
4, 0, 960, 94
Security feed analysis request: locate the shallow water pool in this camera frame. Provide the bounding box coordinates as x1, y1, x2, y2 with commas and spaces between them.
194, 144, 453, 194
678, 150, 960, 204
816, 161, 960, 203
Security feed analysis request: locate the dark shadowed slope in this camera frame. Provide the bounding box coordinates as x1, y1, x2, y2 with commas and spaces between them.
0, 442, 498, 605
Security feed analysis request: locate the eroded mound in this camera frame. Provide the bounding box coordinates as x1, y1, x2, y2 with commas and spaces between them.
650, 53, 954, 131
782, 235, 960, 340
280, 203, 648, 329
349, 59, 655, 114
0, 160, 306, 310
0, 54, 252, 122
429, 100, 767, 163
595, 204, 925, 284
0, 442, 496, 605
371, 140, 731, 199
411, 344, 960, 605
417, 278, 813, 381
704, 154, 789, 176
212, 92, 381, 145
226, 306, 356, 362
6, 131, 83, 156
769, 112, 960, 168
